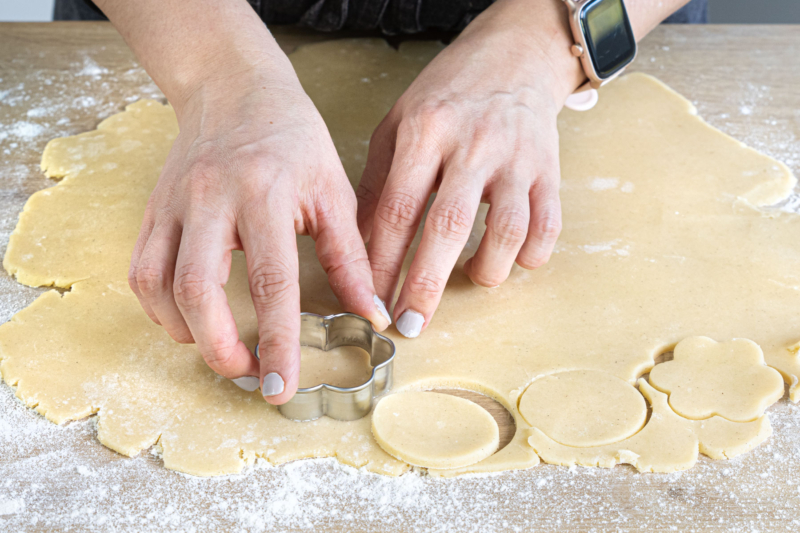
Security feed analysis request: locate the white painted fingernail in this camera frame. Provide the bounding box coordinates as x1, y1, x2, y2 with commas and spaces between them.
396, 309, 425, 338
374, 295, 392, 325
262, 372, 285, 397
231, 376, 260, 392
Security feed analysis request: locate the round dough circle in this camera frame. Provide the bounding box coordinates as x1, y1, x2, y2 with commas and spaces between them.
371, 391, 500, 469
519, 370, 647, 447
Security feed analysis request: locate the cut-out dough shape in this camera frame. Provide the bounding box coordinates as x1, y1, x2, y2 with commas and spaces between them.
649, 337, 784, 422
372, 391, 500, 469
528, 380, 772, 472
518, 370, 648, 447
0, 39, 798, 477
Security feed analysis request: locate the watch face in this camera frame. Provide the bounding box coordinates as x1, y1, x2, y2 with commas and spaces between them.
581, 0, 637, 79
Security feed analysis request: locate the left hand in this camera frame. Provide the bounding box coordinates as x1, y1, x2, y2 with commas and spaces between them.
356, 0, 584, 338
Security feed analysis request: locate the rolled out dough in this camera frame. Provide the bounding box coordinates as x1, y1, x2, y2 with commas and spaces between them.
371, 392, 500, 469
0, 39, 798, 477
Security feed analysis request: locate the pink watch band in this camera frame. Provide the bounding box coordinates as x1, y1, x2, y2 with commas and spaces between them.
564, 81, 598, 111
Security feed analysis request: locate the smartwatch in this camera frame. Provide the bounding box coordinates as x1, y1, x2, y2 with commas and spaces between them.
562, 0, 637, 111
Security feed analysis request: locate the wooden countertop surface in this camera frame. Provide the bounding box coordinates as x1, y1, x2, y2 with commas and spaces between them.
0, 22, 798, 532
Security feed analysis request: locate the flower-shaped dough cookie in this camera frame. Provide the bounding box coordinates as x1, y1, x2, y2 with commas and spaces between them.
649, 337, 784, 422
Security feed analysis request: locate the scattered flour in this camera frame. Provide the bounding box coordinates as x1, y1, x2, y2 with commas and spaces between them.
76, 57, 109, 78
580, 242, 615, 253
588, 177, 620, 191
0, 498, 25, 516
1, 121, 45, 141
579, 240, 626, 255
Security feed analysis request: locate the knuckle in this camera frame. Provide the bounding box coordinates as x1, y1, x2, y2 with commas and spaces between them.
127, 265, 139, 292
249, 264, 296, 304
320, 236, 368, 275
489, 207, 528, 248
518, 252, 551, 270
173, 266, 214, 308
469, 120, 495, 145
183, 161, 225, 205
375, 191, 420, 229
369, 116, 393, 146
397, 102, 452, 145
257, 336, 301, 380
316, 188, 356, 223
368, 254, 400, 281
256, 336, 295, 359
518, 242, 556, 269
410, 101, 453, 127
427, 201, 473, 241
355, 182, 380, 208
469, 269, 507, 288
134, 263, 170, 297
169, 328, 195, 345
518, 210, 561, 270
202, 341, 239, 375
405, 268, 445, 298
535, 210, 562, 241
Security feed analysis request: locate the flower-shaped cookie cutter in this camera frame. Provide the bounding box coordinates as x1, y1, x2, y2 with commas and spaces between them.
255, 312, 396, 422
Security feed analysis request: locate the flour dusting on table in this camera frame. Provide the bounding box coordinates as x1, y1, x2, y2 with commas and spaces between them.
1, 382, 799, 531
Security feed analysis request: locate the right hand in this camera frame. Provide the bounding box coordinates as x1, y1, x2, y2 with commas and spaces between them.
127, 70, 391, 404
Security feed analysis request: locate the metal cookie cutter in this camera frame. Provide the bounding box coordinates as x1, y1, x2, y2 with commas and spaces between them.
255, 312, 396, 422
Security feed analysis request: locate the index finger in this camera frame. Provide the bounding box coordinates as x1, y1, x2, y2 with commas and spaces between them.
364, 129, 442, 306
172, 215, 259, 381
393, 166, 483, 338
238, 199, 302, 405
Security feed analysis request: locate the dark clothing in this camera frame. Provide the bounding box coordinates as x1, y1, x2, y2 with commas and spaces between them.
246, 0, 494, 33
56, 0, 709, 32
54, 0, 106, 20
664, 0, 708, 24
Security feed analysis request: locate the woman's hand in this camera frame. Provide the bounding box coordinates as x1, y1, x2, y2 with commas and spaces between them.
128, 70, 391, 404
98, 0, 391, 403
356, 0, 585, 338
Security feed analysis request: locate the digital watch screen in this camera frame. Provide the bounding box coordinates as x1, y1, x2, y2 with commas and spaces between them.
580, 0, 636, 79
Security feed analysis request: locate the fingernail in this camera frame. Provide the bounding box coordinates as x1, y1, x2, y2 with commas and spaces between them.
374, 295, 392, 325
231, 376, 260, 392
396, 309, 425, 338
262, 372, 285, 397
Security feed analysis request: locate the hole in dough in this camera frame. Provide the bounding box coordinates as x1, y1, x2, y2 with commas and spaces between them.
298, 345, 372, 389
518, 369, 647, 448
371, 391, 500, 469
431, 389, 516, 452
654, 350, 675, 365
640, 349, 675, 382
636, 342, 677, 385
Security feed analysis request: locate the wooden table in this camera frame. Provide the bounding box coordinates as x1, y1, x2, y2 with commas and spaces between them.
1, 22, 799, 532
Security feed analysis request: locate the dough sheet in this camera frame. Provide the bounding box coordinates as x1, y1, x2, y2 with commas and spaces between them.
0, 40, 798, 477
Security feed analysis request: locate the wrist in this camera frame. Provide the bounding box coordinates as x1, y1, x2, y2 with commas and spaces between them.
174, 69, 311, 136
462, 0, 587, 107
170, 49, 302, 119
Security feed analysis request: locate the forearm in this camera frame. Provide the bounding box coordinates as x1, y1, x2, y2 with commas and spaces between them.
461, 0, 691, 103
626, 0, 691, 37
95, 0, 297, 115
